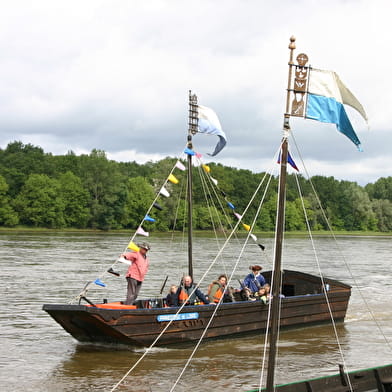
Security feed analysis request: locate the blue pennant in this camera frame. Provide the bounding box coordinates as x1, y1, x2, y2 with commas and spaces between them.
184, 147, 196, 156
94, 278, 106, 287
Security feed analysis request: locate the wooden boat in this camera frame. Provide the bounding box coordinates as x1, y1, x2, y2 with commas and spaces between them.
247, 363, 392, 392
43, 44, 352, 350
43, 269, 350, 346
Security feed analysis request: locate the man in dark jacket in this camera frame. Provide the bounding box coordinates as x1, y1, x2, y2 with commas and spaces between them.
176, 275, 210, 306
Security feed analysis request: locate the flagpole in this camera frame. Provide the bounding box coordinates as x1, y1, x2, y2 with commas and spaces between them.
187, 90, 198, 279
266, 36, 296, 392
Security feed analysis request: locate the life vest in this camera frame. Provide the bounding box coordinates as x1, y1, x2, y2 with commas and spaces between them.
208, 281, 224, 303
178, 285, 204, 305
178, 287, 189, 305
212, 287, 224, 303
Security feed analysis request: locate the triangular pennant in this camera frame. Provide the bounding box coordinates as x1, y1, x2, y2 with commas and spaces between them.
94, 278, 106, 287
196, 152, 202, 158
153, 202, 163, 211
220, 190, 227, 197
184, 147, 195, 156
107, 267, 120, 277
234, 212, 242, 220
168, 174, 179, 184
136, 226, 149, 237
127, 241, 140, 251
211, 177, 218, 186
278, 151, 299, 171
144, 215, 156, 222
175, 161, 186, 171
227, 202, 235, 210
202, 164, 211, 173
250, 233, 257, 242
242, 223, 251, 231
258, 243, 266, 251
117, 256, 132, 265
160, 186, 170, 197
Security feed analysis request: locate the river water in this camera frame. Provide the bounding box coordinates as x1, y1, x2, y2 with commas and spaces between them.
0, 231, 391, 392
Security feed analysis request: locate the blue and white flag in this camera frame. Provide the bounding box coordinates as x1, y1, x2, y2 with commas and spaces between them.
306, 68, 367, 151
197, 105, 227, 156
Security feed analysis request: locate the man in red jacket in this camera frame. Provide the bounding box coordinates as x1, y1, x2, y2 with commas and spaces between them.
122, 242, 150, 305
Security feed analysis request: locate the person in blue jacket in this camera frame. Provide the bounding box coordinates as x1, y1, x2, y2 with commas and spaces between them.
243, 265, 266, 295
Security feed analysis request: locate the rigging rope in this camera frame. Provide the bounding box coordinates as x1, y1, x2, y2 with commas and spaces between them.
111, 148, 280, 391
291, 132, 392, 353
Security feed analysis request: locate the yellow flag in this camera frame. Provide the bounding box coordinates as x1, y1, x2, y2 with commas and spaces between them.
202, 164, 211, 173
168, 174, 179, 184
242, 223, 251, 232
127, 241, 140, 252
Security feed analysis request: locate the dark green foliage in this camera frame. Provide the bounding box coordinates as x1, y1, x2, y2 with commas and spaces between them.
0, 141, 390, 232
0, 175, 19, 226
14, 174, 65, 228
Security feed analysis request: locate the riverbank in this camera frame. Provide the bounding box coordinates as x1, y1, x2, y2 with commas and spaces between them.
0, 226, 391, 237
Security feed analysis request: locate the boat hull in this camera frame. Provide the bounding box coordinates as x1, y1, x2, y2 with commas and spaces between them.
43, 270, 351, 346
246, 363, 392, 392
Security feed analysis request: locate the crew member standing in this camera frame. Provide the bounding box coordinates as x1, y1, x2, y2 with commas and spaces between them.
121, 242, 150, 305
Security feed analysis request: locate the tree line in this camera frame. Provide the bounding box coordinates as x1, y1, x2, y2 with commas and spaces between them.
0, 141, 391, 232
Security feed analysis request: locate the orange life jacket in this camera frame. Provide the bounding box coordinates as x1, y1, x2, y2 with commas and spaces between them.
178, 288, 189, 305
208, 281, 225, 303
212, 287, 224, 303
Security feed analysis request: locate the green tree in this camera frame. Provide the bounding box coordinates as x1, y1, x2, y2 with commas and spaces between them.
80, 150, 128, 230
14, 174, 65, 227
371, 199, 392, 232
122, 176, 156, 229
339, 182, 377, 231
0, 175, 19, 226
365, 177, 392, 201
0, 141, 54, 197
58, 171, 90, 228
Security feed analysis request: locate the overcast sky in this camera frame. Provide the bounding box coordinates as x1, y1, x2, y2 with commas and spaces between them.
0, 0, 390, 185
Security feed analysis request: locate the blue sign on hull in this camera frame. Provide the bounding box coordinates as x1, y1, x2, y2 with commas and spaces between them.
157, 312, 199, 322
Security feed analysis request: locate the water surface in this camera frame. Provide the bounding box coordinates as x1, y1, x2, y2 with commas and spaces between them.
1, 232, 391, 391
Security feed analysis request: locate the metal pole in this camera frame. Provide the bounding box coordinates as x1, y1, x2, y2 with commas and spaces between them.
266, 36, 296, 392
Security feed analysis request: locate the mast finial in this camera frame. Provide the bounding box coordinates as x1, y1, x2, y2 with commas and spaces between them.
289, 36, 296, 50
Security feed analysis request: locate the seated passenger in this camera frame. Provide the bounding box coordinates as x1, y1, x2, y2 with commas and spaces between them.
208, 274, 233, 303
263, 283, 271, 299
243, 265, 266, 294
165, 285, 178, 307
257, 287, 268, 304
263, 283, 285, 299
176, 275, 210, 305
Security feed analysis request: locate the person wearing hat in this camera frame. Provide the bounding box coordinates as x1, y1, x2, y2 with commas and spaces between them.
243, 265, 266, 295
121, 242, 151, 305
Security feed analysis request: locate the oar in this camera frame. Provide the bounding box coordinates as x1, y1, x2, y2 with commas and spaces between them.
159, 275, 169, 295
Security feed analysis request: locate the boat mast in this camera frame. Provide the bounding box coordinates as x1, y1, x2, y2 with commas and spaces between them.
266, 36, 308, 391
187, 91, 199, 279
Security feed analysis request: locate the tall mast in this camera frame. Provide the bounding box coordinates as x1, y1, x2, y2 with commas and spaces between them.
187, 91, 198, 279
266, 36, 309, 391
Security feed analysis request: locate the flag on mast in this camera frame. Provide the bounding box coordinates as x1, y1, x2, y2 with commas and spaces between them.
197, 105, 227, 156
305, 68, 367, 150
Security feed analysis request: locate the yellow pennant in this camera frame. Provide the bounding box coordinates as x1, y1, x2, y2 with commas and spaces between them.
242, 223, 251, 232
202, 164, 211, 173
127, 241, 140, 252
168, 174, 179, 184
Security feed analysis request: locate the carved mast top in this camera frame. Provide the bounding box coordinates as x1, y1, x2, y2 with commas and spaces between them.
188, 91, 198, 138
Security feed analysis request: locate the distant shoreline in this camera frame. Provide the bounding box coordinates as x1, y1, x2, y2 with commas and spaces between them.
0, 227, 390, 237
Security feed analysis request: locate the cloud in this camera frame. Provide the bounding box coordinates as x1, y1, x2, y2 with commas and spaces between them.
0, 0, 390, 186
